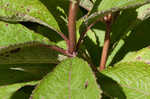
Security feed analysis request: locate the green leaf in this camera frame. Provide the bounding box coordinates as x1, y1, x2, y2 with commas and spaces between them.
31, 57, 101, 99
98, 62, 150, 98
94, 0, 150, 12
119, 46, 150, 64
0, 21, 53, 47
0, 21, 65, 64
0, 0, 60, 32
86, 0, 150, 24
0, 46, 60, 64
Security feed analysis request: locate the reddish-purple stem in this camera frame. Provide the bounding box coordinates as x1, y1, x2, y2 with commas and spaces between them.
99, 14, 112, 71
68, 1, 79, 55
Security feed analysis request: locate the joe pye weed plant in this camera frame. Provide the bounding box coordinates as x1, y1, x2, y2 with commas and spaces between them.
0, 0, 150, 99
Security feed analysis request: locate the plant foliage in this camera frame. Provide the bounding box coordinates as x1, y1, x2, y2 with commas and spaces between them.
0, 0, 150, 99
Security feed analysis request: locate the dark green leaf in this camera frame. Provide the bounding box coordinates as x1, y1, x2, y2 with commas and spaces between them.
0, 81, 37, 99
0, 63, 55, 99
110, 19, 150, 65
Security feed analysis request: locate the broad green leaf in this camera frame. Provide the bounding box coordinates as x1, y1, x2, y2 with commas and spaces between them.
0, 21, 66, 64
119, 46, 150, 64
86, 0, 150, 25
31, 57, 101, 99
98, 62, 150, 98
0, 21, 53, 47
0, 0, 60, 32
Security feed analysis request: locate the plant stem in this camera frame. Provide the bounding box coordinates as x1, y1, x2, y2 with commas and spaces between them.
68, 0, 79, 55
40, 44, 73, 57
99, 14, 112, 71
